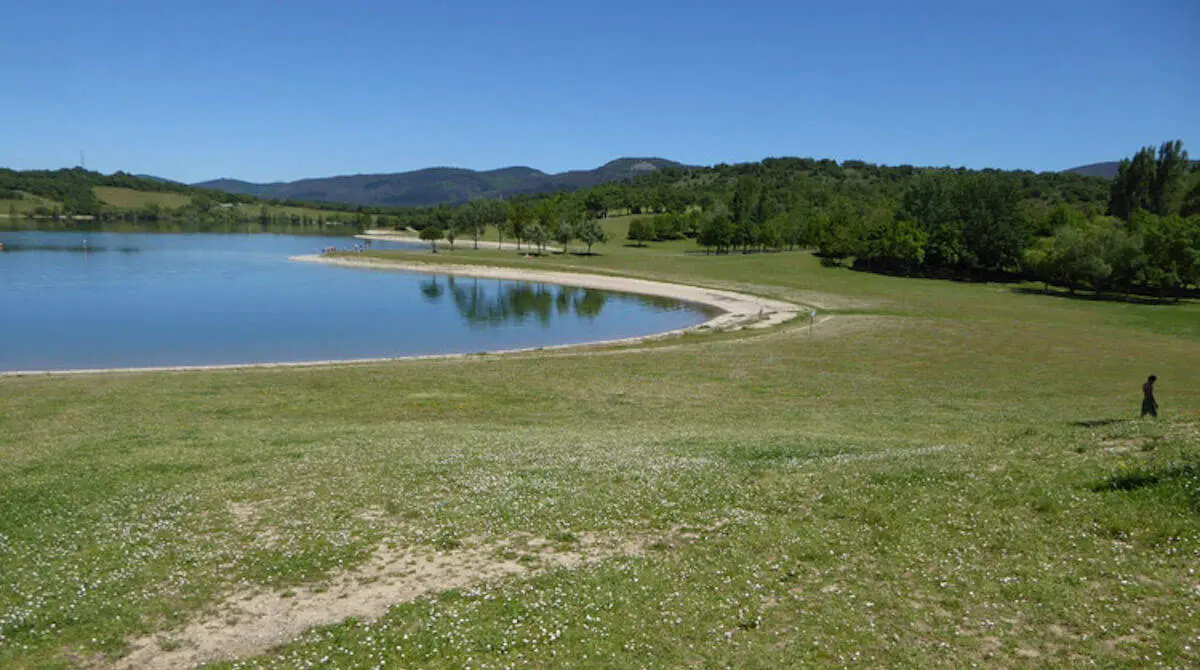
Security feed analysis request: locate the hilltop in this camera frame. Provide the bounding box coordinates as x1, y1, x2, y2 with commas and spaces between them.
193, 158, 683, 207
1063, 161, 1122, 179
1064, 159, 1198, 180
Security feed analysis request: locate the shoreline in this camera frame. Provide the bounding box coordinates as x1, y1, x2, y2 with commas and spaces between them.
1, 256, 803, 377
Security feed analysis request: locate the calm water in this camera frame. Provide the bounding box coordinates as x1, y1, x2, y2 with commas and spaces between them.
0, 231, 713, 372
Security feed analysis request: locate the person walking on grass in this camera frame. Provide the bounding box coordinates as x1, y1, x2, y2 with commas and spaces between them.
1141, 375, 1158, 418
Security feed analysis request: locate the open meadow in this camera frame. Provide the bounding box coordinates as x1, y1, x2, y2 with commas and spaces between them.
1, 193, 61, 217
2, 235, 1197, 668
94, 187, 346, 222
94, 188, 195, 210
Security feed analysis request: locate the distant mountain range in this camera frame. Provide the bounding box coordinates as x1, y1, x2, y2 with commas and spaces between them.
192, 158, 683, 207
1062, 162, 1121, 179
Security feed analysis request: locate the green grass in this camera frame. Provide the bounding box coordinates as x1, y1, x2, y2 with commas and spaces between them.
1, 240, 1198, 668
230, 202, 351, 221
93, 186, 194, 209
0, 191, 60, 215
91, 186, 346, 221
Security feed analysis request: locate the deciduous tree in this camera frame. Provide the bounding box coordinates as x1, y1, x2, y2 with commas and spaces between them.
627, 218, 652, 247
575, 217, 608, 254
507, 197, 532, 251
526, 223, 549, 253
698, 215, 733, 253
419, 226, 443, 252
555, 221, 574, 254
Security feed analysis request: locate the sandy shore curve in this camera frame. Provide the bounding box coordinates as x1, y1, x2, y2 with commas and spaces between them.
1, 256, 803, 377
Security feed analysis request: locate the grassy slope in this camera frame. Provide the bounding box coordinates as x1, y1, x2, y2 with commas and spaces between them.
94, 186, 194, 209
93, 186, 346, 221
1, 235, 1197, 668
4, 186, 346, 222
0, 192, 60, 215
234, 203, 351, 220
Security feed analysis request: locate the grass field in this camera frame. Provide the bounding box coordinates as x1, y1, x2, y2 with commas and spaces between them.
94, 187, 195, 209
0, 192, 60, 215
230, 202, 355, 221
2, 237, 1197, 668
92, 187, 350, 222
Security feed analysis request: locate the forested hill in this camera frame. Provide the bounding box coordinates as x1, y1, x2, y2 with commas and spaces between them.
0, 167, 257, 214
192, 158, 683, 207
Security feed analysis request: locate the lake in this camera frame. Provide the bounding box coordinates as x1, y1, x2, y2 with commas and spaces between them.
0, 231, 714, 372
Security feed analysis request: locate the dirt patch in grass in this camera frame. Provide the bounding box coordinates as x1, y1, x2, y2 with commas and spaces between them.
112, 528, 701, 670
225, 501, 258, 523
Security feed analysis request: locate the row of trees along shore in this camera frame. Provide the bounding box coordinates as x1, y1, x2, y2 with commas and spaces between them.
414, 198, 609, 254
395, 142, 1197, 298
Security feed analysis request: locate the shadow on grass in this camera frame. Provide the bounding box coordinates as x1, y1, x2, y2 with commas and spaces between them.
849, 262, 1027, 284
1072, 418, 1133, 428
807, 254, 1200, 300
1011, 287, 1194, 305
815, 254, 1028, 284
1092, 463, 1196, 493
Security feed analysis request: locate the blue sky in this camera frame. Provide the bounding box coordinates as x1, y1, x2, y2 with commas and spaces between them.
1, 1, 1196, 183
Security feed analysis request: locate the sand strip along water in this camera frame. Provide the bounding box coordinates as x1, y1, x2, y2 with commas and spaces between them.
1, 256, 804, 377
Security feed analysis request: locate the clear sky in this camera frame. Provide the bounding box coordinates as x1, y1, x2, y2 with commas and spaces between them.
1, 0, 1196, 183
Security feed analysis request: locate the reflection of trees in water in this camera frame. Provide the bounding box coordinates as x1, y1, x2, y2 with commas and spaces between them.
1, 220, 354, 236
418, 276, 615, 326
419, 277, 445, 302
620, 292, 687, 313
0, 243, 140, 254
575, 289, 607, 319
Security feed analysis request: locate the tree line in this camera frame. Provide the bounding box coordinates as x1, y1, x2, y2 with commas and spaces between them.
414, 197, 609, 255
398, 157, 1113, 262
1023, 141, 1199, 296
608, 143, 1197, 296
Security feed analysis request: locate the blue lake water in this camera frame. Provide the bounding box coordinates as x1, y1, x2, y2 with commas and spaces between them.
0, 231, 713, 372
